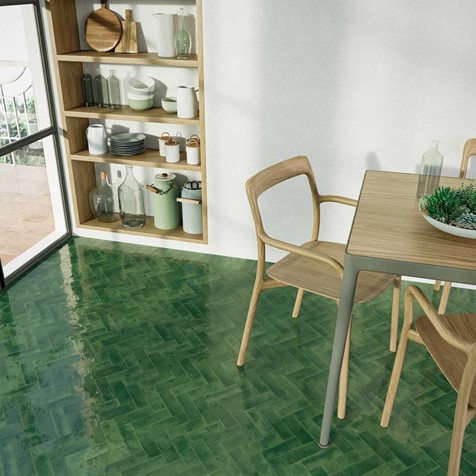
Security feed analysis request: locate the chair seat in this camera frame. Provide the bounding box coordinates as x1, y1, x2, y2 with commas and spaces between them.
416, 312, 476, 408
268, 240, 395, 302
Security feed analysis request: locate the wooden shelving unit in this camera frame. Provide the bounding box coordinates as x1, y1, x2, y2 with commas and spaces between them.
46, 0, 207, 243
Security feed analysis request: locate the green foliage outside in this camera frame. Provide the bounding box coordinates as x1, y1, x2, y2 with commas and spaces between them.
0, 94, 45, 167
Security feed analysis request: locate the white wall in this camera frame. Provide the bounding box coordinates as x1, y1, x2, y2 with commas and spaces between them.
46, 1, 476, 262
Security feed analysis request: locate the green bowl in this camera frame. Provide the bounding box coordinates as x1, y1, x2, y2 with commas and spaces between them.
128, 98, 153, 111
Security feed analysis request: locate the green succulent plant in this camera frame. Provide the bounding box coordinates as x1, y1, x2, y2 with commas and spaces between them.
420, 182, 476, 229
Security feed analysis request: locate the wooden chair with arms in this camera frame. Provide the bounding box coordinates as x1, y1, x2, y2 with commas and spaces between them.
434, 138, 476, 314
381, 285, 476, 475
236, 156, 401, 418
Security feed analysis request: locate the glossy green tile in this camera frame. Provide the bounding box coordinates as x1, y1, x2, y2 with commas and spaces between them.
0, 237, 474, 474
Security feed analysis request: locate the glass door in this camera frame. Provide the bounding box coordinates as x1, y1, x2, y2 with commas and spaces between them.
0, 1, 70, 287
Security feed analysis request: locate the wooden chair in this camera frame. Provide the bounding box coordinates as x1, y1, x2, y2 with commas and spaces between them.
237, 156, 401, 418
381, 285, 476, 475
434, 138, 476, 313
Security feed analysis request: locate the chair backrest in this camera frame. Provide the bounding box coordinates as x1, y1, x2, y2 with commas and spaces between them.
245, 156, 320, 243
459, 138, 476, 178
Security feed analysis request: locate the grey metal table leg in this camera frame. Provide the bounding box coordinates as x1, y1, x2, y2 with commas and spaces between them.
319, 258, 358, 447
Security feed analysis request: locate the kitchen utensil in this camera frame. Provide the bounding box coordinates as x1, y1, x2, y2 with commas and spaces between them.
115, 9, 138, 54
158, 132, 171, 156
161, 97, 177, 113
186, 137, 200, 165
177, 181, 202, 234
176, 86, 198, 118
147, 173, 180, 230
85, 0, 123, 52
86, 124, 108, 155
165, 138, 180, 163
153, 13, 176, 58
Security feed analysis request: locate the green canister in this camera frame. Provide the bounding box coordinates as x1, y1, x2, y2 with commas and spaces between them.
148, 173, 180, 229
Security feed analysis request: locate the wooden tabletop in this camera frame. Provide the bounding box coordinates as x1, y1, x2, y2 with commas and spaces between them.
348, 170, 476, 273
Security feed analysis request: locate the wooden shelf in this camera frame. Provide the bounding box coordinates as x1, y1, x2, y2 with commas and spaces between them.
64, 105, 200, 125
79, 216, 204, 243
57, 51, 198, 68
47, 0, 207, 244
71, 149, 201, 172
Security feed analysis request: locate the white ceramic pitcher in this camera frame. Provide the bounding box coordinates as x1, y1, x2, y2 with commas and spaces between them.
86, 124, 108, 155
176, 86, 198, 119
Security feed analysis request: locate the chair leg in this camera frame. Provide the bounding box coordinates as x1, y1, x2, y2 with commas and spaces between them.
437, 281, 452, 315
292, 288, 305, 318
337, 315, 352, 419
447, 365, 475, 476
237, 282, 263, 366
434, 280, 442, 292
381, 298, 413, 427
448, 403, 468, 476
389, 275, 401, 352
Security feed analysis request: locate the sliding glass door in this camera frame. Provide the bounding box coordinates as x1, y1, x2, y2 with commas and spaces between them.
0, 1, 70, 286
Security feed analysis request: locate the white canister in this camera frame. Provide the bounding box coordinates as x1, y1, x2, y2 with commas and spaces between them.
176, 86, 198, 119
186, 138, 200, 165
165, 138, 180, 163
153, 13, 176, 58
179, 181, 203, 234
86, 124, 108, 155
158, 132, 171, 157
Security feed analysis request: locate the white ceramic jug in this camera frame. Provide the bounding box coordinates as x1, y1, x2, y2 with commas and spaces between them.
153, 13, 176, 58
176, 86, 198, 119
86, 124, 108, 155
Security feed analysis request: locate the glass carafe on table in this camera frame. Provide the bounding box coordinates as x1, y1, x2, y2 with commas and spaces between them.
416, 140, 443, 198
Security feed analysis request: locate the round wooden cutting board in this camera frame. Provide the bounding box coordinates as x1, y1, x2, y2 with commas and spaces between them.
85, 0, 123, 52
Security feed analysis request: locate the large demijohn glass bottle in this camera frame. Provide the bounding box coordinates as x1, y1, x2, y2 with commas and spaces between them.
174, 8, 191, 59
416, 140, 443, 197
118, 166, 146, 228
89, 170, 119, 222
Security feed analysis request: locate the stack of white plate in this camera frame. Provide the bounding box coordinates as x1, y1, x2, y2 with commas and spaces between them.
109, 133, 146, 156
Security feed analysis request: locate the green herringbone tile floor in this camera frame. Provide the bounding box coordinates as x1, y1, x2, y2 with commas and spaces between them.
0, 237, 475, 475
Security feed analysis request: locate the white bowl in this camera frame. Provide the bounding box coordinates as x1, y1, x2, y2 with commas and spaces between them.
161, 97, 177, 113
128, 92, 154, 100
128, 76, 155, 94
420, 210, 476, 239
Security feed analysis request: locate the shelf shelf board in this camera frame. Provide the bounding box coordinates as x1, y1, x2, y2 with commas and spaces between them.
57, 51, 198, 68
71, 149, 201, 172
78, 216, 205, 243
64, 106, 200, 125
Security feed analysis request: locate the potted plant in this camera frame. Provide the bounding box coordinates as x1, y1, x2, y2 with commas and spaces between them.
420, 183, 476, 230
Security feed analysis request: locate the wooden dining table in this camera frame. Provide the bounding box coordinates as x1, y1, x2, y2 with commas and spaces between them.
319, 170, 476, 448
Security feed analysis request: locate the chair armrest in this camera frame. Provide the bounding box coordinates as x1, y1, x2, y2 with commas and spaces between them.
259, 233, 344, 279
319, 194, 358, 207
406, 286, 474, 354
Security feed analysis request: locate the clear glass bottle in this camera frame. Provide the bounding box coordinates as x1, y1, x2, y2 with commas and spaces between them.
81, 73, 94, 107
107, 69, 121, 109
416, 140, 444, 197
89, 171, 119, 222
174, 8, 191, 59
94, 71, 109, 108
118, 166, 146, 228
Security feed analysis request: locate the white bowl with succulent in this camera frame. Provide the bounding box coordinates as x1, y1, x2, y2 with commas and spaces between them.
419, 183, 476, 239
